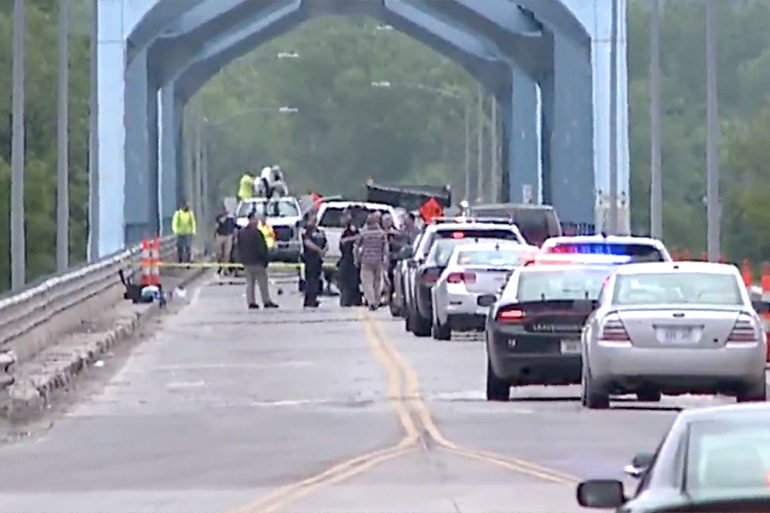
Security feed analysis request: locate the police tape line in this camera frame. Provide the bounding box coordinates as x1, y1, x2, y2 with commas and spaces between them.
156, 261, 337, 271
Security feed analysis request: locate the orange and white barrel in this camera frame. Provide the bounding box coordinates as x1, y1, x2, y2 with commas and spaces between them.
141, 239, 151, 286
150, 237, 161, 286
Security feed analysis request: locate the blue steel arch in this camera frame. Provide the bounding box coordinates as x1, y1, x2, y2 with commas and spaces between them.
93, 0, 627, 257
125, 0, 544, 243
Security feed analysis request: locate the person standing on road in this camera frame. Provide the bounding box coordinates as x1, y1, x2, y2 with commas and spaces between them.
381, 214, 400, 306
337, 211, 362, 307
238, 170, 255, 202
402, 212, 420, 245
301, 213, 327, 308
237, 212, 279, 310
172, 203, 197, 263
355, 213, 389, 311
214, 207, 236, 275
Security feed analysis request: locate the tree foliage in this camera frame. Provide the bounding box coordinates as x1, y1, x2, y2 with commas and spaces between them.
4, 1, 770, 293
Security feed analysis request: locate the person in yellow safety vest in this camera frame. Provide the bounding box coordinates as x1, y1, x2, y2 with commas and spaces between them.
172, 203, 197, 263
256, 212, 276, 252
238, 170, 255, 202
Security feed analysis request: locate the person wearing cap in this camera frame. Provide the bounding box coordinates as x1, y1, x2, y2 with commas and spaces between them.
237, 212, 279, 310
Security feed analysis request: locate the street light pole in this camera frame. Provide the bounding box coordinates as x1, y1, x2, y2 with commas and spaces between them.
88, 0, 99, 262
705, 0, 720, 261
463, 99, 470, 201
649, 0, 662, 239
56, 0, 70, 271
476, 84, 484, 204
11, 0, 26, 290
608, 0, 619, 235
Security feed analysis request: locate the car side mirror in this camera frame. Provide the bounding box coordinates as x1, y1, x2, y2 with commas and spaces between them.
477, 294, 497, 307
623, 452, 654, 478
576, 479, 626, 509
752, 300, 770, 315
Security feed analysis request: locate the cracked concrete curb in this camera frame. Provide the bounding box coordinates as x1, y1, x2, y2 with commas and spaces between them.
3, 268, 209, 422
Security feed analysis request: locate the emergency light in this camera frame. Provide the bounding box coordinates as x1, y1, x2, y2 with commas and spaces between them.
546, 243, 630, 256
525, 254, 633, 266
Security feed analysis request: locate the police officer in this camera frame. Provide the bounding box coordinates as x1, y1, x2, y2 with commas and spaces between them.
338, 211, 362, 307
301, 213, 327, 308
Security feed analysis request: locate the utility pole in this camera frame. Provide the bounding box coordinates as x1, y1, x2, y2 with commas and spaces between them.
649, 0, 662, 239
88, 0, 99, 262
607, 0, 619, 235
705, 0, 720, 261
463, 99, 470, 201
57, 0, 70, 271
11, 0, 26, 290
476, 84, 484, 204
489, 97, 498, 202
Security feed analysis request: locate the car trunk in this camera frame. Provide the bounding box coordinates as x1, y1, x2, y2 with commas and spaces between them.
617, 307, 741, 349
462, 266, 514, 294
517, 300, 597, 336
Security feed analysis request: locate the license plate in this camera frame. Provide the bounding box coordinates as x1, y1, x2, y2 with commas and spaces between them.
660, 327, 694, 344
560, 339, 581, 354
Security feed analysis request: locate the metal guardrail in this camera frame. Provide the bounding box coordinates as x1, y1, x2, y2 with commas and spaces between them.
0, 236, 176, 362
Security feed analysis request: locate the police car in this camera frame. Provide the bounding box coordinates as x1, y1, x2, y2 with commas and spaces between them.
539, 235, 673, 262
481, 251, 638, 401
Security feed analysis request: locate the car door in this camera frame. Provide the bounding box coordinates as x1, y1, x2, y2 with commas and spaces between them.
404, 231, 431, 312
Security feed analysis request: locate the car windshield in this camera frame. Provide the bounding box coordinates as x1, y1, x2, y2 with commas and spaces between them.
319, 206, 391, 228
686, 418, 770, 495
237, 200, 299, 218
612, 272, 743, 306
456, 248, 529, 267
545, 242, 666, 262
516, 268, 610, 301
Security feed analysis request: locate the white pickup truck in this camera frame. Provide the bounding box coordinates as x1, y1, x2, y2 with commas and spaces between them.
235, 197, 303, 262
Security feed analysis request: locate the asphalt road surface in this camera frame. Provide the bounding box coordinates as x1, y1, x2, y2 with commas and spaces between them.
0, 273, 744, 513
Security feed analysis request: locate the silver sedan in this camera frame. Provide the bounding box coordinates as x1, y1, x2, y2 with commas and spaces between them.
430, 242, 536, 340
582, 262, 769, 409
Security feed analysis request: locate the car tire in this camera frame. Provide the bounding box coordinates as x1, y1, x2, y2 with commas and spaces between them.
432, 317, 451, 341
486, 358, 510, 401
636, 387, 662, 402
583, 369, 610, 409
389, 300, 402, 318
409, 305, 431, 337
737, 378, 767, 403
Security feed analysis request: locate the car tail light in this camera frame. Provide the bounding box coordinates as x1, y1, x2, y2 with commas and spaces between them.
447, 272, 476, 284
496, 307, 525, 323
728, 316, 758, 343
601, 314, 630, 341
419, 268, 442, 285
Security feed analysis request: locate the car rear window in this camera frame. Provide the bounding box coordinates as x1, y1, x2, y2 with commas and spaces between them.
687, 419, 770, 494
319, 206, 391, 228
430, 239, 475, 267
436, 228, 520, 242
517, 268, 610, 302
457, 249, 528, 267
545, 242, 666, 262
612, 272, 743, 306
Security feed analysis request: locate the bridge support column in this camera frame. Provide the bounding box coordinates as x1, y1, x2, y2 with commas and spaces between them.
159, 85, 178, 235
500, 67, 539, 205
540, 33, 594, 228
124, 49, 159, 245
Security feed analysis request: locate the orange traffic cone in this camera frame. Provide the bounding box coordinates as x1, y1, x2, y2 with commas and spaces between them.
741, 259, 753, 287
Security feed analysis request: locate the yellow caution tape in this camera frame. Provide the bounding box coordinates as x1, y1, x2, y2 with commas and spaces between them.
156, 261, 337, 270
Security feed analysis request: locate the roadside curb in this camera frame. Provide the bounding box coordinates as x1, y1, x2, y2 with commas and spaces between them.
3, 268, 209, 422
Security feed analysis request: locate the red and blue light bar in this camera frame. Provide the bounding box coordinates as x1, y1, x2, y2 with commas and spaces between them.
544, 243, 630, 256
525, 253, 632, 266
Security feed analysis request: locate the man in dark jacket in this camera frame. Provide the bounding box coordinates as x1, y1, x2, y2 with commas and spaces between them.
237, 212, 279, 310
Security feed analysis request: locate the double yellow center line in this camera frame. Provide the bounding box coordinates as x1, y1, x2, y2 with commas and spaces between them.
226, 312, 578, 513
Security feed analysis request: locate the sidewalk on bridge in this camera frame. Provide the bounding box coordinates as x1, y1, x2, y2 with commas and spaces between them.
2, 268, 210, 423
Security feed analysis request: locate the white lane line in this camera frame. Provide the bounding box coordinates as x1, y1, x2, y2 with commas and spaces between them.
166, 380, 206, 389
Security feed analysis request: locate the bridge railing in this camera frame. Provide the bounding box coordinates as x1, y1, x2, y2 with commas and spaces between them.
0, 236, 177, 370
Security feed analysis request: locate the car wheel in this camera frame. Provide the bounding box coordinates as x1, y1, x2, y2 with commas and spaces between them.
583, 370, 610, 409
636, 387, 662, 402
486, 357, 510, 401
409, 307, 431, 337
432, 317, 451, 341
737, 378, 767, 403
389, 299, 402, 318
